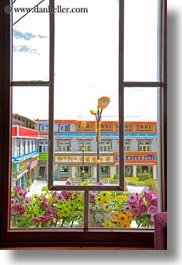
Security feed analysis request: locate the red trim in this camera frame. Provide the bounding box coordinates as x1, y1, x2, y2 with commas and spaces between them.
12, 126, 39, 137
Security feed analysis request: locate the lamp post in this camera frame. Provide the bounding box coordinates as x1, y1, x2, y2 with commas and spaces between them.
81, 121, 86, 182
90, 96, 110, 183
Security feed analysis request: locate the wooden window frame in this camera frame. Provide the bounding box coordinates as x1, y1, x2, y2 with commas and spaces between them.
0, 0, 167, 248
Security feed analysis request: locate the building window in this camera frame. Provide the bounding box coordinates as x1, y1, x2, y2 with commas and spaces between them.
57, 140, 70, 151
124, 165, 133, 177
58, 124, 70, 132
138, 140, 151, 151
100, 166, 110, 176
59, 166, 69, 174
39, 125, 48, 132
100, 140, 112, 151
124, 140, 131, 151
39, 141, 48, 153
124, 124, 133, 132
78, 140, 91, 151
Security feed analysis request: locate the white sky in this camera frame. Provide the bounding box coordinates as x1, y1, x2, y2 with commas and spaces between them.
12, 0, 159, 121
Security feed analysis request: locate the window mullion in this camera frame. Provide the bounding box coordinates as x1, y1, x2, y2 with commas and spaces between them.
84, 191, 89, 229
119, 0, 125, 190
12, 81, 50, 86
48, 0, 55, 189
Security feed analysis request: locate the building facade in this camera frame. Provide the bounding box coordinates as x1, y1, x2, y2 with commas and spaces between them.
37, 119, 158, 182
11, 114, 158, 187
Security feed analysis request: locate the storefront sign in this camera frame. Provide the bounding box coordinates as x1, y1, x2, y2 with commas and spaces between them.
114, 152, 157, 163
17, 162, 26, 172
125, 154, 155, 161
39, 153, 48, 161
55, 155, 113, 164
12, 163, 17, 173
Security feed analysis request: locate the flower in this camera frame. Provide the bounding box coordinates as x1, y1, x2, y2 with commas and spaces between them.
96, 181, 103, 186
147, 205, 158, 216
89, 188, 158, 229
125, 189, 158, 228
11, 185, 84, 228
128, 193, 138, 206
10, 185, 158, 229
89, 191, 96, 199
65, 179, 72, 185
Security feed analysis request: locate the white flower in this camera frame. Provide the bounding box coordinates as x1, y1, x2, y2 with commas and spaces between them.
102, 213, 111, 221
94, 213, 103, 223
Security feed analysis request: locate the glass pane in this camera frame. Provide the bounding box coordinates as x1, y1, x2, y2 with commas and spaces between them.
53, 0, 119, 187
13, 0, 49, 81
123, 87, 160, 227
11, 86, 48, 192
124, 0, 160, 81
89, 187, 158, 229
11, 86, 84, 228
88, 86, 161, 229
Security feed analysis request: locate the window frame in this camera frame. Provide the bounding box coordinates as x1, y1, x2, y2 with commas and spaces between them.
0, 0, 167, 248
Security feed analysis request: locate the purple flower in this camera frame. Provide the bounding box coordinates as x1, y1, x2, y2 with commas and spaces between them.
11, 197, 16, 206
150, 197, 158, 207
12, 205, 26, 215
65, 179, 72, 185
52, 191, 57, 198
90, 191, 98, 201
97, 181, 103, 186
13, 186, 22, 193
128, 193, 138, 206
11, 205, 18, 214
31, 218, 40, 223
17, 190, 24, 199
148, 216, 155, 227
23, 197, 30, 205
40, 198, 49, 209
131, 207, 141, 218
147, 205, 158, 216
142, 188, 152, 202
61, 190, 71, 200
139, 202, 148, 214
56, 192, 64, 202
45, 207, 55, 216
123, 205, 132, 213
39, 216, 51, 225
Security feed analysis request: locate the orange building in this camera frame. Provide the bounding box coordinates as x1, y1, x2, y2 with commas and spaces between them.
36, 119, 158, 181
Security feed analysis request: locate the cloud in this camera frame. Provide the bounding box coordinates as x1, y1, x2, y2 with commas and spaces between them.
13, 45, 39, 54
13, 29, 47, 40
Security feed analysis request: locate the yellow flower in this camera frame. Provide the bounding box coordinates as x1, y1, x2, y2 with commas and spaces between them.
103, 203, 112, 212
95, 196, 103, 205
116, 195, 128, 201
122, 222, 131, 228
103, 220, 113, 228
125, 211, 133, 221
119, 213, 127, 223
99, 191, 112, 199
112, 212, 121, 222
95, 193, 111, 205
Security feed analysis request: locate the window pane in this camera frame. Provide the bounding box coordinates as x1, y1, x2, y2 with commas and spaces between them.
89, 188, 158, 229
124, 87, 161, 208
11, 86, 48, 193
124, 0, 160, 81
88, 88, 160, 229
11, 86, 84, 229
13, 0, 49, 81
53, 0, 119, 187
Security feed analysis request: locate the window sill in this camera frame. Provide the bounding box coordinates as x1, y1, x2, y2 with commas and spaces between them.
1, 229, 154, 248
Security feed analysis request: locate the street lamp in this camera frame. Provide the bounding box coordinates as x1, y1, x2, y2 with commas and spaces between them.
90, 96, 110, 183
81, 121, 86, 182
